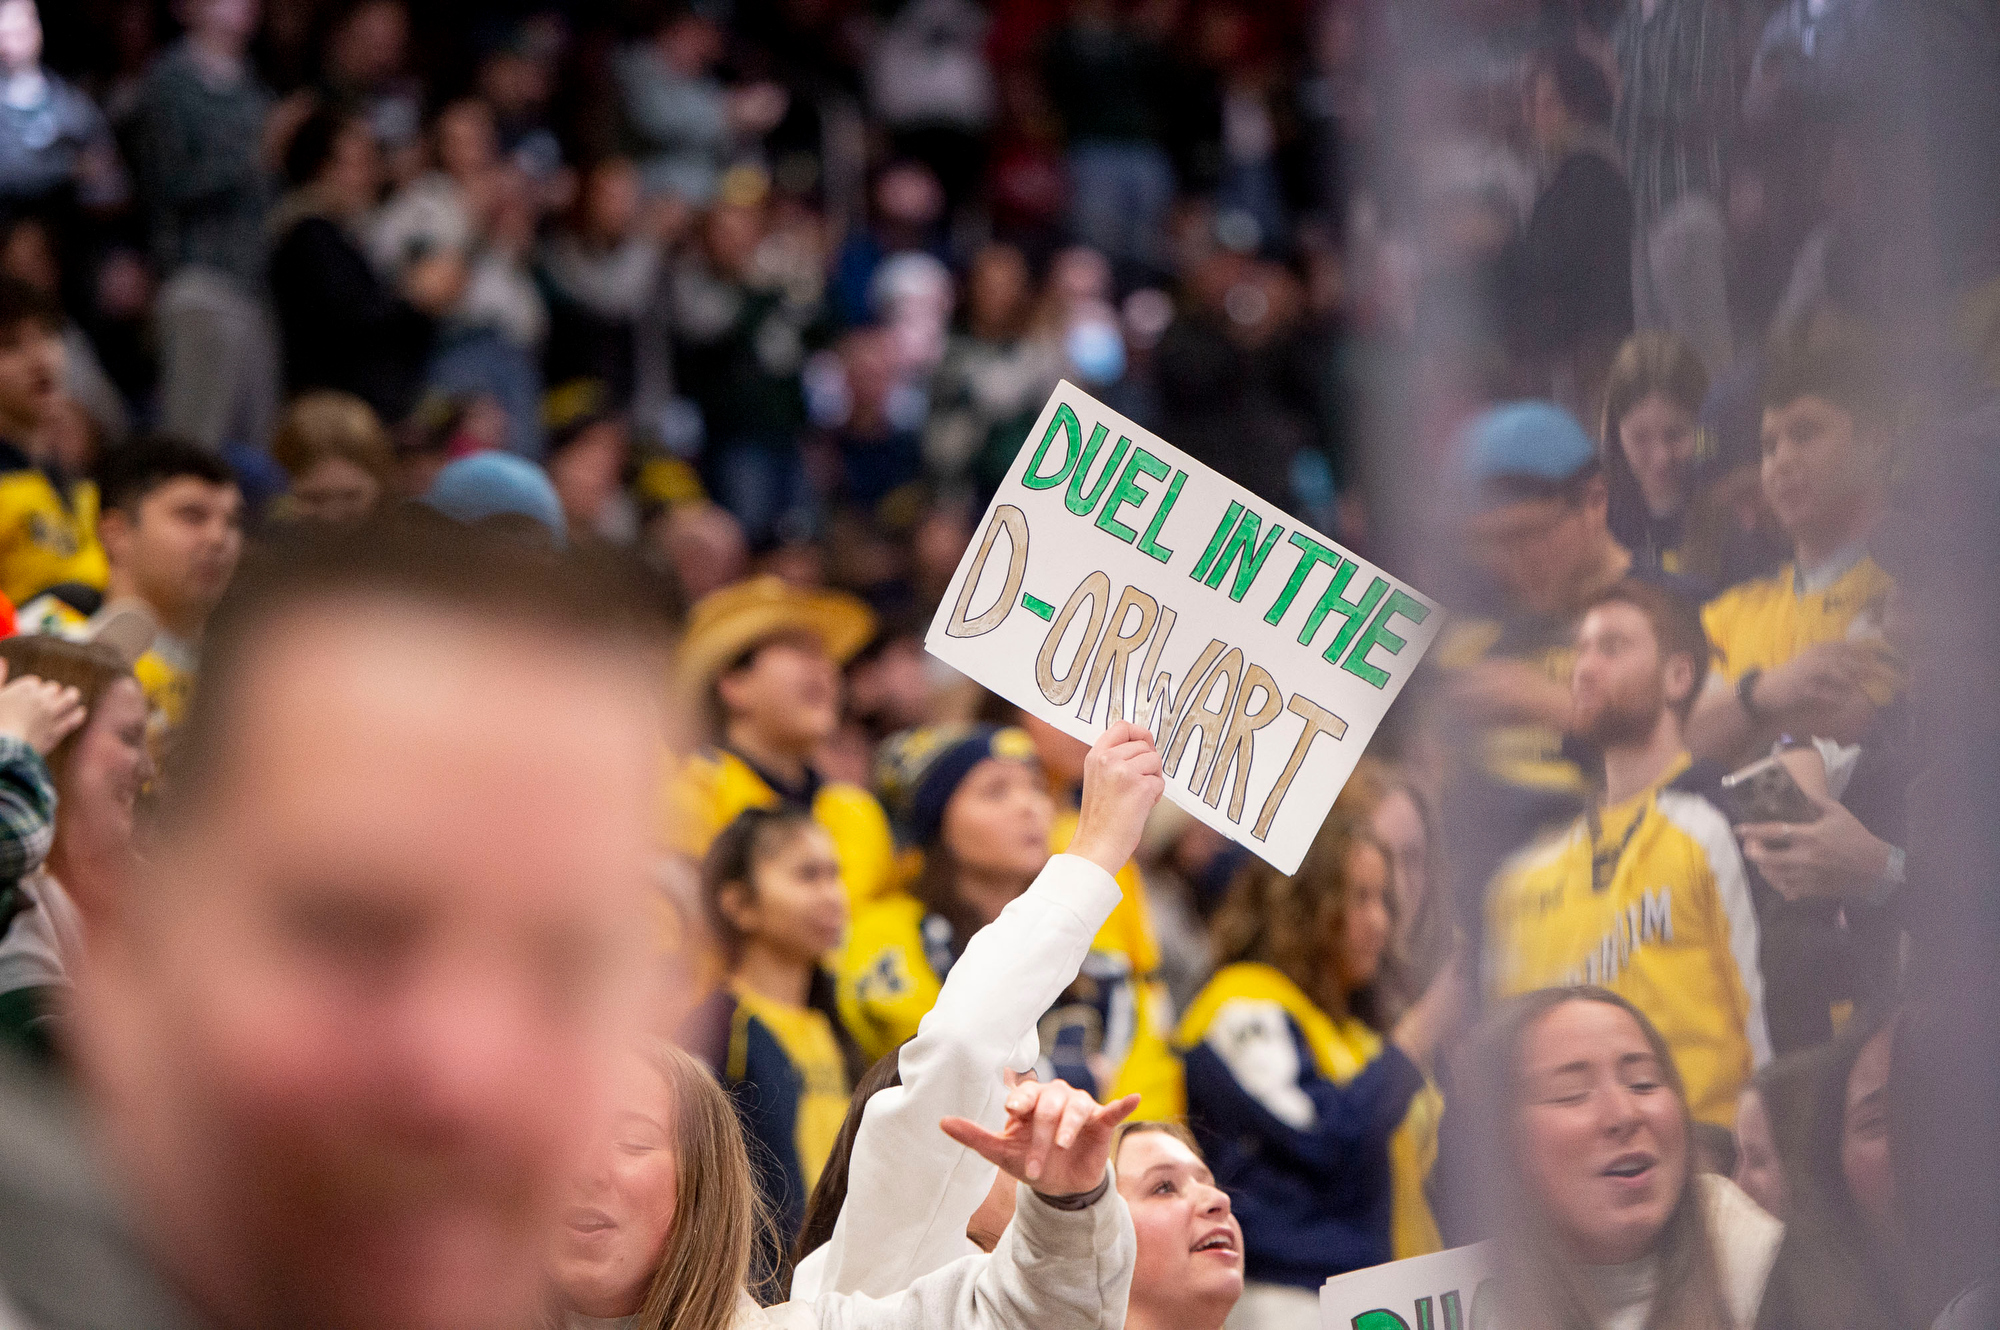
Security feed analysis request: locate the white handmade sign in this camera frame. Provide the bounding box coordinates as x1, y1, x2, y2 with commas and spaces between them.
926, 382, 1443, 874
1320, 1243, 1495, 1330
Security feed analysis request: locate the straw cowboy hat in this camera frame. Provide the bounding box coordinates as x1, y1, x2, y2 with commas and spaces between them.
676, 575, 876, 695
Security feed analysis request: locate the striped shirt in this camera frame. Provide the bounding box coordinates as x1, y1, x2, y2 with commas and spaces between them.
1614, 0, 1743, 230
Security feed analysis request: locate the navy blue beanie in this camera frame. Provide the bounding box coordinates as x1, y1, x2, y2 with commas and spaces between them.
874, 724, 1040, 847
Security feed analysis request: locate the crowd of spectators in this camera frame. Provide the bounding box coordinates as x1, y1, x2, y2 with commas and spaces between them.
0, 1, 1994, 1330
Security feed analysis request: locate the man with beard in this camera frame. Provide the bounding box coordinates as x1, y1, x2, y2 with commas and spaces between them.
1485, 578, 1770, 1128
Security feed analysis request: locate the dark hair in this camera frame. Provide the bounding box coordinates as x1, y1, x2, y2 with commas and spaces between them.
910, 839, 993, 961
1601, 332, 1710, 451
96, 436, 238, 518
1327, 759, 1451, 1018
0, 274, 61, 345
700, 805, 822, 964
700, 803, 867, 1185
1745, 1043, 1832, 1215
1761, 1012, 1910, 1330
164, 512, 667, 822
1452, 987, 1732, 1330
788, 1045, 906, 1285
1761, 310, 1889, 426
1689, 1120, 1737, 1176
1600, 332, 1713, 554
1531, 46, 1615, 128
283, 105, 364, 189
1582, 578, 1714, 720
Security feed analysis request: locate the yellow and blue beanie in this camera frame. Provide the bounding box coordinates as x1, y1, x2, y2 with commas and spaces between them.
874, 723, 1039, 848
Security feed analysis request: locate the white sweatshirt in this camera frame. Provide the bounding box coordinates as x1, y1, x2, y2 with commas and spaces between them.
1704, 1174, 1784, 1330
1500, 1175, 1782, 1330
791, 853, 1124, 1301
751, 1180, 1135, 1330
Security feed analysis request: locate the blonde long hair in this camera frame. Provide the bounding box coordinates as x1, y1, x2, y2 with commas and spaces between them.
1457, 988, 1732, 1330
628, 1044, 759, 1330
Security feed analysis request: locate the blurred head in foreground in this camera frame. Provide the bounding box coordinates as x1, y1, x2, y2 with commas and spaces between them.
70, 514, 670, 1330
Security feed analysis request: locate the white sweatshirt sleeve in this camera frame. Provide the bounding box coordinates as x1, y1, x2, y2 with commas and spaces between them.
793, 854, 1123, 1301
759, 1180, 1136, 1330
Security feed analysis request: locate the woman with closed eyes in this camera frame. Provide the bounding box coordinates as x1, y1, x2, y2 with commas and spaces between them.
1453, 987, 1783, 1330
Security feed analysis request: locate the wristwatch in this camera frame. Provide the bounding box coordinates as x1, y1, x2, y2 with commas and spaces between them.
1737, 668, 1767, 723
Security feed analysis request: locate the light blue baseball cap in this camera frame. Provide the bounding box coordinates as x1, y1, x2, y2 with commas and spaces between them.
423, 452, 566, 544
1463, 401, 1599, 495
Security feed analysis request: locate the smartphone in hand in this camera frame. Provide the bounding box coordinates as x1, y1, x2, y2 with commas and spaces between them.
1717, 755, 1823, 825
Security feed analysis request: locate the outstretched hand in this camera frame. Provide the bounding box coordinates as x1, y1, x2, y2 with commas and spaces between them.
1067, 720, 1166, 875
941, 1078, 1139, 1198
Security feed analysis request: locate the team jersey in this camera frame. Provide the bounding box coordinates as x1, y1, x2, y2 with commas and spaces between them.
1434, 612, 1588, 805
664, 747, 896, 905
1176, 962, 1437, 1285
1485, 753, 1771, 1126
131, 633, 195, 733
0, 448, 106, 607
836, 887, 1184, 1120
726, 980, 850, 1219
679, 972, 855, 1286
868, 805, 1165, 992
1702, 553, 1903, 704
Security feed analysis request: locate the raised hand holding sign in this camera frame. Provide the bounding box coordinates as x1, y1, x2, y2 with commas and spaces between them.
928, 383, 1444, 873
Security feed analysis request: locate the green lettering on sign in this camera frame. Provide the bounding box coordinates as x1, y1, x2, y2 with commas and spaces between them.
1300, 559, 1388, 664
1352, 1313, 1410, 1330
1190, 502, 1244, 582
1264, 530, 1341, 625
1064, 425, 1129, 517
1341, 588, 1431, 688
1023, 593, 1055, 620
1022, 403, 1082, 490
1095, 447, 1172, 543
1136, 470, 1185, 563
1204, 509, 1285, 602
